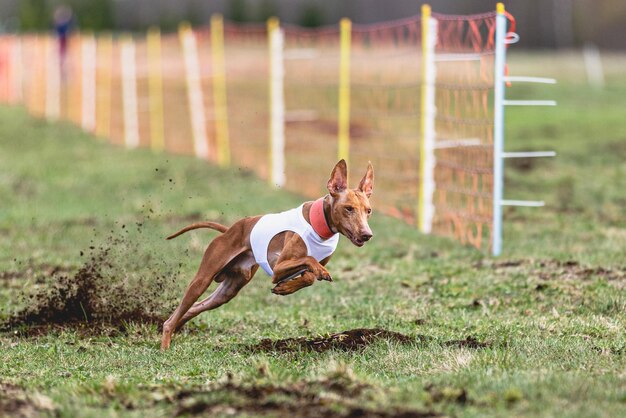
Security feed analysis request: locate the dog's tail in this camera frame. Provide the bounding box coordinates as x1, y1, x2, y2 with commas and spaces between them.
166, 221, 229, 240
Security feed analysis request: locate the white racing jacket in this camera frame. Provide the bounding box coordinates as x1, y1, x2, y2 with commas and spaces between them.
250, 204, 339, 276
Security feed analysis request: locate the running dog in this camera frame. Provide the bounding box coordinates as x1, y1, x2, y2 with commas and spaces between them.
161, 159, 374, 350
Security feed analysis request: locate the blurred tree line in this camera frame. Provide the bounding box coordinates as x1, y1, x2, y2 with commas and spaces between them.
19, 0, 113, 31
4, 0, 626, 49
13, 0, 324, 32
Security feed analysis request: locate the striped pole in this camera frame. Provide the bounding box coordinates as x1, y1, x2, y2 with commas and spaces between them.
337, 18, 351, 164
147, 26, 165, 152
81, 32, 97, 132
37, 36, 47, 116
68, 35, 80, 123
95, 33, 112, 139
492, 3, 507, 256
418, 4, 437, 233
30, 37, 44, 116
0, 38, 6, 102
10, 37, 23, 104
268, 17, 285, 187
179, 22, 210, 159
39, 36, 47, 115
45, 36, 61, 120
120, 35, 140, 148
211, 14, 231, 167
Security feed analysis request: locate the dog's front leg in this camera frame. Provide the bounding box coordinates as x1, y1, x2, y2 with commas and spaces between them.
272, 256, 331, 283
270, 234, 331, 295
272, 264, 317, 295
273, 256, 331, 292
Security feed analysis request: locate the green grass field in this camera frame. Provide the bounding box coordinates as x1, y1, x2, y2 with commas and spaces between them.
1, 54, 625, 417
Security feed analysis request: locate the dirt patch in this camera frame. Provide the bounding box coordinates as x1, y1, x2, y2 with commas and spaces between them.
11, 177, 38, 198
61, 216, 99, 227
0, 382, 55, 417
486, 259, 625, 283
444, 336, 490, 349
1, 236, 180, 337
591, 345, 624, 356
0, 263, 75, 282
171, 378, 440, 418
603, 139, 626, 158
508, 157, 537, 172
425, 384, 468, 405
0, 270, 24, 281
249, 329, 490, 354
532, 260, 625, 283
489, 259, 525, 268
249, 328, 414, 353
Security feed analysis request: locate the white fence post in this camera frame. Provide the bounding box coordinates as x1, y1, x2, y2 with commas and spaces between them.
419, 5, 437, 234
81, 33, 97, 131
179, 23, 209, 160
45, 36, 61, 121
268, 17, 285, 188
582, 43, 604, 88
121, 36, 139, 148
492, 3, 556, 256
492, 3, 507, 256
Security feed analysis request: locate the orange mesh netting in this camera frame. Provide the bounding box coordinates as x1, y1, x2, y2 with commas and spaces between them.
350, 16, 423, 225
431, 11, 497, 250
0, 37, 10, 102
282, 23, 341, 198
3, 7, 505, 252
222, 22, 269, 179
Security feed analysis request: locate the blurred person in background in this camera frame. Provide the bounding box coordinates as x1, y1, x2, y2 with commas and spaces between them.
53, 5, 73, 79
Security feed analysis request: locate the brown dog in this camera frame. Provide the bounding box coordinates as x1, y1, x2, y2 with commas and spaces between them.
160, 159, 374, 350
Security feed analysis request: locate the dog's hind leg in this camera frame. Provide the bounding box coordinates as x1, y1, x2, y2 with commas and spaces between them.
160, 232, 245, 350
174, 263, 258, 332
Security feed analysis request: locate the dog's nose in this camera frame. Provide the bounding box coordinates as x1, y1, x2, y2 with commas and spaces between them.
360, 232, 373, 242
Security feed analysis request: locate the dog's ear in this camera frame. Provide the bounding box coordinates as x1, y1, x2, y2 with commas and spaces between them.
327, 159, 348, 196
357, 161, 374, 198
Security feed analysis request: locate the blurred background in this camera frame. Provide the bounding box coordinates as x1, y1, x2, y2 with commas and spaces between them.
0, 1, 623, 252
1, 0, 625, 49
1, 3, 624, 416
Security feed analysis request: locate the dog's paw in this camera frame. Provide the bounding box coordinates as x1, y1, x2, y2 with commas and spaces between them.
315, 266, 332, 282
272, 272, 315, 295
317, 272, 333, 282
272, 282, 294, 296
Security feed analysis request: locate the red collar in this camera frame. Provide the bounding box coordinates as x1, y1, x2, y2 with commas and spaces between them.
310, 197, 335, 239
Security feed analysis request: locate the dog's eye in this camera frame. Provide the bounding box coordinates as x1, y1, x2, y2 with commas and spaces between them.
367, 208, 372, 215
345, 206, 354, 213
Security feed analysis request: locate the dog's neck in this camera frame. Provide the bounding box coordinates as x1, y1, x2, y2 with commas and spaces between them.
310, 195, 337, 239
323, 194, 339, 235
